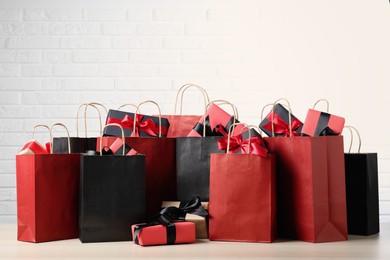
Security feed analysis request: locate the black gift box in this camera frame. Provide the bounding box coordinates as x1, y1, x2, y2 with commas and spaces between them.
104, 109, 170, 138
345, 153, 380, 235
259, 103, 303, 137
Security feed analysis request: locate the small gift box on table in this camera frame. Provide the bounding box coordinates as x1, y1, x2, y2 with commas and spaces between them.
162, 197, 209, 239
301, 99, 345, 136
259, 103, 303, 137
104, 108, 170, 138
132, 206, 198, 246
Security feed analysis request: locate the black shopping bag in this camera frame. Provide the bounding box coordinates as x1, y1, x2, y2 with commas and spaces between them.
53, 102, 107, 153
79, 123, 146, 243
176, 100, 241, 201
344, 126, 379, 235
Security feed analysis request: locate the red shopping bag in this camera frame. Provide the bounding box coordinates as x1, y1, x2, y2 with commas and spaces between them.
16, 124, 80, 243
162, 84, 210, 137
263, 98, 348, 243
209, 124, 276, 242
98, 101, 176, 217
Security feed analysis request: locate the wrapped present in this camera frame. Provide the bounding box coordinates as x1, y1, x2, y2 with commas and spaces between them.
104, 109, 170, 138
162, 197, 209, 239
132, 207, 196, 246
301, 109, 345, 136
18, 139, 51, 155
259, 103, 303, 137
187, 102, 244, 137
217, 128, 268, 157
107, 137, 138, 156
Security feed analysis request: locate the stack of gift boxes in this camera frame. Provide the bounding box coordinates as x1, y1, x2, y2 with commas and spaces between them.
15, 85, 379, 246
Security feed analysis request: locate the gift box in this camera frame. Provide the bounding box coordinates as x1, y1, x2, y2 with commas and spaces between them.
187, 102, 244, 137
217, 129, 268, 157
301, 109, 345, 136
18, 139, 51, 155
161, 201, 209, 239
132, 221, 195, 246
259, 103, 303, 137
106, 137, 138, 156
104, 109, 170, 137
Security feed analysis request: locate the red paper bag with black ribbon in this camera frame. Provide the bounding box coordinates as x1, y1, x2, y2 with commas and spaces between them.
53, 103, 107, 153
98, 101, 176, 218
209, 124, 276, 242
79, 124, 145, 243
162, 84, 210, 137
104, 101, 170, 138
132, 197, 207, 246
176, 100, 244, 201
301, 99, 345, 136
16, 124, 80, 243
259, 103, 303, 137
263, 98, 348, 243
343, 126, 379, 236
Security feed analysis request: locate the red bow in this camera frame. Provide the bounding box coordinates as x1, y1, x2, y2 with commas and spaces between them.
218, 134, 268, 157
262, 112, 301, 137
107, 114, 164, 137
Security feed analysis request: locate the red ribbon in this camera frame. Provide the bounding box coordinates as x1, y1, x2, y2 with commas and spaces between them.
20, 140, 51, 154
262, 112, 301, 137
107, 114, 167, 137
218, 134, 268, 158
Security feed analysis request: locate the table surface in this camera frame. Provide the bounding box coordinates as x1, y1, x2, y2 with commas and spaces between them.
1, 223, 389, 260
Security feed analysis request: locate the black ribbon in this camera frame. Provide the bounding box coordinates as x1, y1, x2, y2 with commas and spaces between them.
319, 126, 339, 136
193, 116, 236, 137
133, 197, 208, 245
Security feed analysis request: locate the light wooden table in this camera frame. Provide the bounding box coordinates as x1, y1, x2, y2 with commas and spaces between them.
1, 224, 389, 260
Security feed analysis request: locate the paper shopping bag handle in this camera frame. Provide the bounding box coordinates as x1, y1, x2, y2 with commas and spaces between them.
134, 100, 162, 138
101, 123, 126, 156
50, 123, 71, 154
117, 103, 138, 111
343, 125, 362, 153
32, 124, 52, 141
313, 99, 330, 113
76, 102, 107, 137
174, 83, 210, 115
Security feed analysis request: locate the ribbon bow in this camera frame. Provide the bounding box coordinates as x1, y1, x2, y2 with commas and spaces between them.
121, 114, 160, 137
133, 197, 208, 245
262, 112, 302, 137
107, 113, 166, 137
218, 134, 268, 158
193, 116, 234, 137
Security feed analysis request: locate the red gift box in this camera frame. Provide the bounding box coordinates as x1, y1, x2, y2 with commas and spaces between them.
187, 102, 244, 137
301, 109, 345, 136
108, 137, 138, 156
131, 221, 195, 246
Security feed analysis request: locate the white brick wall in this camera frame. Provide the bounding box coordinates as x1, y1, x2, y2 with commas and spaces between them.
0, 0, 390, 224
